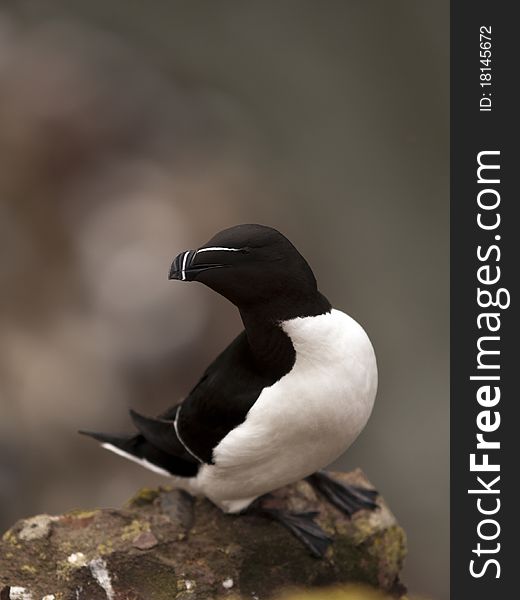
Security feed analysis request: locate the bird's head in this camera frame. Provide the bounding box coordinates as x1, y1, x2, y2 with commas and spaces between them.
169, 224, 326, 316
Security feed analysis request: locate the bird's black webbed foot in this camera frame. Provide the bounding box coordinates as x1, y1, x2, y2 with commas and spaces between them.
247, 504, 332, 558
307, 470, 379, 517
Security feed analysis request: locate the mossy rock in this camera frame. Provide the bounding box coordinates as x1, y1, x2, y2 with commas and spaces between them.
0, 470, 407, 599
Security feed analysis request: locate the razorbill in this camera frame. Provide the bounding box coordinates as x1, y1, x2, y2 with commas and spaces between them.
81, 224, 378, 557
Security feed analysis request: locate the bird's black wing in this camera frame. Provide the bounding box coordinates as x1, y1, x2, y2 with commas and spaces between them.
166, 330, 286, 464
82, 330, 290, 473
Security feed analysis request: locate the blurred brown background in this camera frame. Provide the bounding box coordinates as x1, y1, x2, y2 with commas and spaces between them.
0, 2, 449, 598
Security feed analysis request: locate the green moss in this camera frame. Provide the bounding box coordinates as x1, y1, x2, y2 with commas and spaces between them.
332, 537, 380, 588
176, 578, 196, 592
56, 557, 84, 580
21, 564, 37, 574
2, 529, 19, 545
59, 541, 73, 555
108, 555, 180, 599
126, 487, 160, 507
348, 516, 379, 545
65, 509, 99, 520
55, 551, 90, 581
370, 527, 407, 590
236, 519, 330, 597
121, 519, 151, 541
56, 559, 73, 580
97, 540, 114, 555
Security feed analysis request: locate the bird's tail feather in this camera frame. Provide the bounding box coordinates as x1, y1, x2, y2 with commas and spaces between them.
129, 409, 191, 458
78, 429, 199, 478
78, 430, 130, 447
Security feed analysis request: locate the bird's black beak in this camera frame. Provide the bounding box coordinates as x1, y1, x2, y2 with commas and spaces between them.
169, 250, 195, 281
168, 249, 226, 281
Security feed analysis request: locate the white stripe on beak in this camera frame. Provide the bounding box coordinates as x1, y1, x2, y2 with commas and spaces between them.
195, 246, 241, 254
181, 251, 190, 281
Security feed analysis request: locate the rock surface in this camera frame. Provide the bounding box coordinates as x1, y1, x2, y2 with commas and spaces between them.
0, 470, 406, 599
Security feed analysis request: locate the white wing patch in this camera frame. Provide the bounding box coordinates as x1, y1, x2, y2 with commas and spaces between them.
101, 443, 172, 477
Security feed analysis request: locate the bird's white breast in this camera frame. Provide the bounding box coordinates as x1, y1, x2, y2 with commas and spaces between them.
195, 308, 378, 512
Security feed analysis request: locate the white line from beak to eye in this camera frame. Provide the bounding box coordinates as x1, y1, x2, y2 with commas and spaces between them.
181, 251, 190, 281
195, 246, 241, 254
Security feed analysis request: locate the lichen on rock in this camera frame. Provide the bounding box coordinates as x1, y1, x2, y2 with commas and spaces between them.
0, 470, 407, 600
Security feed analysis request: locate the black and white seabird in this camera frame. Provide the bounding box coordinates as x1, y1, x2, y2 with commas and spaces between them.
81, 224, 378, 557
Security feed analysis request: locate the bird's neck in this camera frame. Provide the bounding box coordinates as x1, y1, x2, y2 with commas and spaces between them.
239, 292, 332, 375
239, 310, 296, 375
